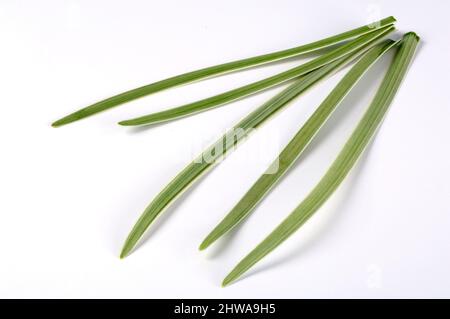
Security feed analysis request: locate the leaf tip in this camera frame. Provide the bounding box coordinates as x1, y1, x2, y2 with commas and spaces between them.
199, 234, 217, 250
221, 277, 232, 288
222, 268, 242, 287
52, 114, 79, 127
222, 271, 241, 287
51, 120, 63, 128
119, 245, 132, 259
198, 241, 209, 251
118, 120, 134, 126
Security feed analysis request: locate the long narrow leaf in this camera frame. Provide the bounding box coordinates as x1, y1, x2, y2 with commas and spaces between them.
119, 26, 394, 126
200, 39, 398, 251
222, 32, 420, 287
52, 17, 395, 127
120, 43, 372, 258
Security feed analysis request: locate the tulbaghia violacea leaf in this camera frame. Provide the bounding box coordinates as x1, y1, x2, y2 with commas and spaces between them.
199, 39, 398, 251
118, 26, 394, 126
120, 43, 371, 258
52, 17, 395, 127
222, 32, 419, 287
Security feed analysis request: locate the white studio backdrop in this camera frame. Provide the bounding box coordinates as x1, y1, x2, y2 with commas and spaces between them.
0, 0, 449, 298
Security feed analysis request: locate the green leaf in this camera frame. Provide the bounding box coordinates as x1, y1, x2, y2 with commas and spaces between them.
120, 43, 371, 259
200, 39, 398, 251
222, 32, 420, 287
118, 26, 394, 126
52, 17, 395, 127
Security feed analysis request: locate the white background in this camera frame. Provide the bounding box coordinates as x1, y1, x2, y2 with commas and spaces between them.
1, 0, 449, 298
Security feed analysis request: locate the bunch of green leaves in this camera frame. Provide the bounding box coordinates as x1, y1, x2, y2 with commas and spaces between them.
52, 17, 419, 286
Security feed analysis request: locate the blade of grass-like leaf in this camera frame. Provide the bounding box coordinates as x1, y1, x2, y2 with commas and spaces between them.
118, 26, 394, 126
222, 32, 419, 287
199, 39, 398, 251
120, 44, 371, 258
52, 17, 395, 127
